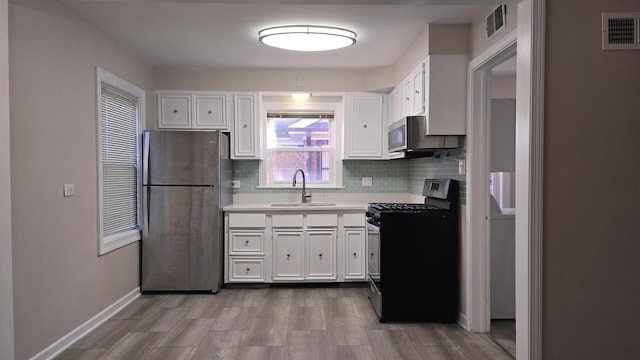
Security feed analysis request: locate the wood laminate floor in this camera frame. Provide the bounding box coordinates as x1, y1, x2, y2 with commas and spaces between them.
55, 287, 513, 360
490, 320, 516, 359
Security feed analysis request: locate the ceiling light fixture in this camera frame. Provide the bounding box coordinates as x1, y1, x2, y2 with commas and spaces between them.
291, 92, 311, 100
258, 25, 356, 52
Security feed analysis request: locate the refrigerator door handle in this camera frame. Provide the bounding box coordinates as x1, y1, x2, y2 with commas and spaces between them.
142, 131, 150, 185
142, 185, 149, 243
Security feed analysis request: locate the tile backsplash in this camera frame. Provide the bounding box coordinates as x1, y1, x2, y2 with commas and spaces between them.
232, 154, 466, 204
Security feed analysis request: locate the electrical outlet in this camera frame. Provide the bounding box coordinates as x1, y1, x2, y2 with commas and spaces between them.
362, 177, 373, 187
63, 184, 75, 197
232, 180, 241, 189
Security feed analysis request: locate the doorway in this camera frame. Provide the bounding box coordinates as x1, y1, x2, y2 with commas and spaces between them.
466, 1, 546, 359
488, 56, 517, 358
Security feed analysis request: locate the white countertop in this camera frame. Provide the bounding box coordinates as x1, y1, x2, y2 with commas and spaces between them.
223, 202, 368, 212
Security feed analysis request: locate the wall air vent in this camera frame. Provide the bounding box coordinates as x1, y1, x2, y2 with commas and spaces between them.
602, 13, 640, 50
486, 5, 507, 39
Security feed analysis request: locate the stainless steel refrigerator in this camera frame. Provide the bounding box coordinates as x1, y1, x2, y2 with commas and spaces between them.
141, 130, 232, 292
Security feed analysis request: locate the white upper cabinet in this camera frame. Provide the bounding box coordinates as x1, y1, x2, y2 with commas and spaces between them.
389, 54, 467, 135
400, 62, 425, 118
343, 92, 384, 159
158, 93, 192, 128
157, 91, 229, 130
388, 86, 402, 127
411, 63, 425, 115
194, 93, 228, 129
231, 93, 259, 159
423, 54, 467, 135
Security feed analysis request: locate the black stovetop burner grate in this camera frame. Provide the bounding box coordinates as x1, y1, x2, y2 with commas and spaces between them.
368, 202, 442, 212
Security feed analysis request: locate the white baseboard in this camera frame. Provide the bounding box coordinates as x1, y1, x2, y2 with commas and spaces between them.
457, 311, 469, 331
29, 287, 140, 360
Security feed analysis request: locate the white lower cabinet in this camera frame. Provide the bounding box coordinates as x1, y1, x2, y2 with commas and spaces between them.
273, 230, 305, 281
225, 213, 267, 283
225, 210, 366, 284
229, 258, 264, 281
343, 228, 366, 280
306, 229, 337, 280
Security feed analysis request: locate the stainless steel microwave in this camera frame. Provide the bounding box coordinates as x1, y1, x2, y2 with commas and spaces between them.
388, 116, 459, 153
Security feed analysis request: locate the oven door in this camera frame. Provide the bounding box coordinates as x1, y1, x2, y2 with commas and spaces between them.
367, 222, 383, 319
367, 222, 380, 283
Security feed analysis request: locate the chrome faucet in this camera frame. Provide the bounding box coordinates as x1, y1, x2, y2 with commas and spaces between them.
292, 169, 311, 204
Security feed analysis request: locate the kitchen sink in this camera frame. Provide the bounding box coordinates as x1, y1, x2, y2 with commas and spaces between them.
270, 203, 303, 207
270, 202, 337, 207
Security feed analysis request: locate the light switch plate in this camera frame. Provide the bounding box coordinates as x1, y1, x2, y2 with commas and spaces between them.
362, 177, 373, 187
458, 160, 466, 175
232, 180, 241, 189
63, 184, 75, 197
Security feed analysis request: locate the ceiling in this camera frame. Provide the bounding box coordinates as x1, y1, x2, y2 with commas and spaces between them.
61, 0, 501, 70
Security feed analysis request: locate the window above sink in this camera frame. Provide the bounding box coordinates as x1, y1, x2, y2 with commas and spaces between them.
258, 94, 344, 189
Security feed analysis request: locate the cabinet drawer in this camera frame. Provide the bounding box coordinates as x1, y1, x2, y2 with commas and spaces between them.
272, 214, 304, 227
229, 231, 264, 255
228, 213, 266, 228
343, 213, 365, 227
307, 213, 337, 227
229, 258, 265, 282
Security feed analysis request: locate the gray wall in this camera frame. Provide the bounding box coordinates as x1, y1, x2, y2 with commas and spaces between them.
9, 1, 154, 358
544, 0, 640, 359
1, 0, 15, 358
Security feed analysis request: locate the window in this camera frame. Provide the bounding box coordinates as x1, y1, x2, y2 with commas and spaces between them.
259, 99, 343, 188
96, 67, 145, 255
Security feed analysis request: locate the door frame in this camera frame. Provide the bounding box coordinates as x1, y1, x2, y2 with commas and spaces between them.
465, 1, 545, 359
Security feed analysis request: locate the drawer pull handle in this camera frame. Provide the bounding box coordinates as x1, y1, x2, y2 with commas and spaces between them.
208, 110, 212, 114
246, 267, 250, 272
286, 254, 290, 259
319, 253, 323, 259
363, 124, 367, 128
370, 253, 375, 258
243, 124, 248, 128
245, 240, 250, 245
173, 109, 178, 113
353, 253, 357, 257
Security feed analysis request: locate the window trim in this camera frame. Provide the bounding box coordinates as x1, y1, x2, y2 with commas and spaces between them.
96, 67, 145, 255
259, 100, 343, 189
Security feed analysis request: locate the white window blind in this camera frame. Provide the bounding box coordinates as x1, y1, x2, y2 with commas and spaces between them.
96, 67, 144, 255
100, 84, 139, 237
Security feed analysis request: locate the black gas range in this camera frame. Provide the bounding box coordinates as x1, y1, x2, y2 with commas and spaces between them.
366, 178, 459, 323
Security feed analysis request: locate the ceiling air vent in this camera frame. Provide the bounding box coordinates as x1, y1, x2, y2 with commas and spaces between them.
602, 13, 640, 50
486, 5, 507, 39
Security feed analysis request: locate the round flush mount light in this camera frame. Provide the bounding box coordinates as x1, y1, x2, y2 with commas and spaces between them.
258, 25, 357, 52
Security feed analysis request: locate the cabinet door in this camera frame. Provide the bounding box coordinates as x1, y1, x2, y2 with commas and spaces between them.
158, 93, 191, 128
344, 228, 366, 280
306, 229, 337, 280
195, 93, 227, 129
401, 76, 414, 117
389, 86, 402, 125
344, 93, 383, 159
412, 63, 425, 115
273, 230, 304, 281
424, 55, 467, 135
232, 93, 259, 159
